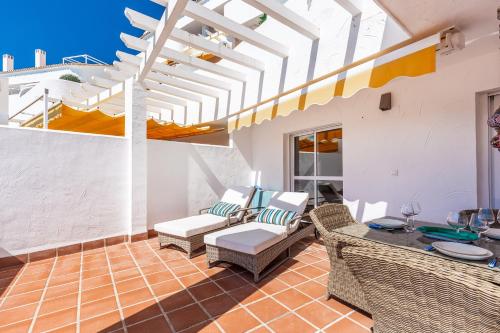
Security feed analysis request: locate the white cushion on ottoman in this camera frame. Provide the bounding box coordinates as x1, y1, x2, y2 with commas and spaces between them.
204, 222, 288, 255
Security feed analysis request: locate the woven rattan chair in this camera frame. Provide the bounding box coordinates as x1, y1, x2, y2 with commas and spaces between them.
343, 245, 500, 333
309, 203, 370, 312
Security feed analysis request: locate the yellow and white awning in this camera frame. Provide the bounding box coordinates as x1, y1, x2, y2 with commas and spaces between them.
228, 35, 437, 132
22, 104, 223, 140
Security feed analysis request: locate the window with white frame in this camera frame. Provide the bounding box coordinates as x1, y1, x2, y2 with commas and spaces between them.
290, 126, 343, 212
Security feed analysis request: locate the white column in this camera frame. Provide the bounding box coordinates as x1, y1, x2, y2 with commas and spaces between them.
0, 78, 8, 125
124, 78, 148, 239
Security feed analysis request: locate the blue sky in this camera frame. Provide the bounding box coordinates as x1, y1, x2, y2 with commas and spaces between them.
0, 0, 164, 69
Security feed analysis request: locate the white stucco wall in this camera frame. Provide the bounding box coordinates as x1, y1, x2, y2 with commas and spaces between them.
147, 129, 254, 229
0, 127, 128, 257
244, 37, 500, 223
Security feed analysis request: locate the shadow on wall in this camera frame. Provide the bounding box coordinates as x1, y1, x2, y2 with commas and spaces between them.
343, 199, 389, 222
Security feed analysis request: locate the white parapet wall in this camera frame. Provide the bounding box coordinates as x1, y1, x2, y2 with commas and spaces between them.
147, 129, 254, 230
0, 127, 129, 257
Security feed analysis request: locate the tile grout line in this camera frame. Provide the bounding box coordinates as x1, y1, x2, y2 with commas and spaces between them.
75, 248, 84, 333
27, 257, 59, 333
144, 241, 227, 333
124, 242, 177, 333
103, 245, 128, 333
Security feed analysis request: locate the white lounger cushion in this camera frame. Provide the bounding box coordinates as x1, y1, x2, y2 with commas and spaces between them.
153, 186, 254, 238
155, 214, 237, 238
204, 222, 288, 255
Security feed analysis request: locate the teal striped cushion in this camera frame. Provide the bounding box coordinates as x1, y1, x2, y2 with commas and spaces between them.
208, 201, 241, 217
256, 208, 297, 226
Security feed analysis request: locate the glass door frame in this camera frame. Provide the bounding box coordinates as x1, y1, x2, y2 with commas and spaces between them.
289, 124, 343, 208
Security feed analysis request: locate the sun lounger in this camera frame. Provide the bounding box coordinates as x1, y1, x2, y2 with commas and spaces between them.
204, 191, 314, 282
154, 186, 256, 258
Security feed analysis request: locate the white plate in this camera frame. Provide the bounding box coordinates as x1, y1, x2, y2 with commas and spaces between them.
484, 228, 500, 240
371, 218, 406, 229
432, 241, 493, 261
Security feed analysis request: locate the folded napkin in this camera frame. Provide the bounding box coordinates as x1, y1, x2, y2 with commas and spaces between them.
368, 223, 393, 230
416, 226, 479, 242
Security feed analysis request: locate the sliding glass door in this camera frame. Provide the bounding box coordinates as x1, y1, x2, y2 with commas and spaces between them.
291, 127, 343, 212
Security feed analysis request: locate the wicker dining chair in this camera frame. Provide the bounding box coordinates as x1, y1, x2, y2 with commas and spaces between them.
309, 203, 370, 312
343, 245, 500, 333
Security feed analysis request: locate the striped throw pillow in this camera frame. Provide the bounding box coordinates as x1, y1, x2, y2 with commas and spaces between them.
256, 208, 297, 226
208, 201, 241, 217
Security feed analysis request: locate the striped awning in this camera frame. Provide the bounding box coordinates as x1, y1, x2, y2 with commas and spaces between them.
22, 104, 223, 140
228, 36, 437, 132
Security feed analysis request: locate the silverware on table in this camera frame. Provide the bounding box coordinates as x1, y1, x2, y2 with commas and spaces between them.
487, 257, 498, 268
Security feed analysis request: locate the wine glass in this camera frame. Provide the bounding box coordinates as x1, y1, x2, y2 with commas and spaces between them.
469, 213, 489, 241
446, 212, 468, 233
478, 208, 495, 241
401, 202, 421, 233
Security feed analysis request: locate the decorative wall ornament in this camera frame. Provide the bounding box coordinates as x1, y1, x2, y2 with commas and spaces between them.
488, 106, 500, 151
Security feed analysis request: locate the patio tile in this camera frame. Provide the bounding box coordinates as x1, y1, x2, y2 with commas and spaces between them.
247, 297, 288, 323
349, 311, 374, 329
181, 320, 222, 333
158, 290, 195, 312
273, 288, 312, 310
200, 293, 238, 317
81, 284, 115, 304
79, 296, 118, 320
179, 272, 209, 287
81, 274, 112, 291
0, 319, 32, 333
255, 277, 288, 295
44, 282, 79, 300
228, 284, 266, 305
32, 306, 77, 333
0, 302, 38, 327
319, 297, 354, 315
189, 282, 224, 301
215, 274, 248, 292
294, 265, 327, 279
115, 277, 147, 294
295, 280, 326, 299
216, 308, 260, 333
144, 271, 174, 285
171, 264, 199, 277
141, 263, 167, 275
324, 318, 371, 333
276, 270, 309, 286
2, 289, 43, 309
267, 313, 316, 333
48, 272, 80, 287
150, 279, 183, 297
127, 315, 171, 333
167, 303, 208, 331
113, 267, 141, 282
122, 300, 163, 326
39, 292, 78, 315
80, 310, 123, 333
81, 267, 109, 279
118, 287, 154, 308
49, 323, 77, 333
295, 301, 341, 328
9, 279, 46, 295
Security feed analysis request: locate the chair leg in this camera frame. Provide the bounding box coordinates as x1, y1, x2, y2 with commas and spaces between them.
253, 272, 260, 283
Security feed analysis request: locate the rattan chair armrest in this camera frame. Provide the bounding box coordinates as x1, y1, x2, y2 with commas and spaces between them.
244, 212, 261, 224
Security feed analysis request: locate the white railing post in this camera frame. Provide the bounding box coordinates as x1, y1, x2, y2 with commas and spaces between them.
43, 88, 49, 129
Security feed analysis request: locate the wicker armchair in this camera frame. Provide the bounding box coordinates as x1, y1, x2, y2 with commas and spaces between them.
309, 203, 370, 312
343, 245, 500, 333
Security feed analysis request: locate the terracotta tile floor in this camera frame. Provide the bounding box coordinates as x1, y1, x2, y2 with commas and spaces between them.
0, 237, 373, 333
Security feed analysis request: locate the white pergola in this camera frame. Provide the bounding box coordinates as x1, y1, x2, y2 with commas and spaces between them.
10, 0, 380, 127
